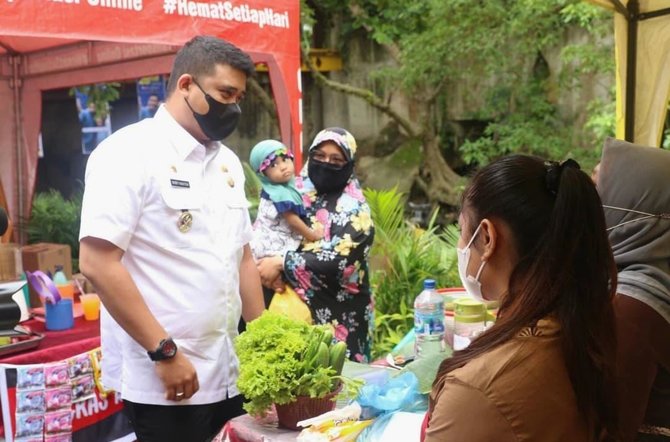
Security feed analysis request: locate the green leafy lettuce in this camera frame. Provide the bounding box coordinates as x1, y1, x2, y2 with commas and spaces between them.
235, 311, 336, 416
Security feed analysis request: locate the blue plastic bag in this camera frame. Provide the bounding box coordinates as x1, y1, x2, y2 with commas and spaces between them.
356, 372, 427, 441
357, 372, 421, 416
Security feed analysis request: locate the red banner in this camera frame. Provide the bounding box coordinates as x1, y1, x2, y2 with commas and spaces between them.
0, 0, 302, 231
0, 0, 298, 55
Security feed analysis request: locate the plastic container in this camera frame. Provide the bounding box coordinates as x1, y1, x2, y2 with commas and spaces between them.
80, 294, 100, 321
453, 298, 487, 350
437, 288, 467, 348
45, 299, 74, 331
53, 266, 74, 301
413, 279, 445, 358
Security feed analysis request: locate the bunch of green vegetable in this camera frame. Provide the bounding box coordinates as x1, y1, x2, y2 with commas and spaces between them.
235, 311, 352, 417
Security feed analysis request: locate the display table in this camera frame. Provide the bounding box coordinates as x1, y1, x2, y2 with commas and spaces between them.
216, 407, 426, 442
0, 315, 134, 442
215, 412, 299, 442
214, 362, 402, 442
0, 317, 100, 366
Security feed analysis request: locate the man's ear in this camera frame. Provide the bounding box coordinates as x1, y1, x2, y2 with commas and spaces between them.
176, 74, 194, 97
479, 218, 497, 262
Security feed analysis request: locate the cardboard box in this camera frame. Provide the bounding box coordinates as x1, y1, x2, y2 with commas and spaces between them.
72, 272, 96, 295
21, 243, 72, 307
0, 243, 22, 282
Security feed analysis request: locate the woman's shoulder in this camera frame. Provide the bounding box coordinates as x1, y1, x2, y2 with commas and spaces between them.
450, 319, 564, 390
440, 319, 586, 438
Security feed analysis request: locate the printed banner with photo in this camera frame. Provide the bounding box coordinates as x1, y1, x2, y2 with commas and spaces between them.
0, 348, 134, 442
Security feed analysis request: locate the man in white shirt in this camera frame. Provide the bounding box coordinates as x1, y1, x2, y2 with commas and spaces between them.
79, 36, 265, 442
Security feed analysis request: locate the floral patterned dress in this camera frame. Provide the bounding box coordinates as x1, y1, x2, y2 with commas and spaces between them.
284, 177, 375, 362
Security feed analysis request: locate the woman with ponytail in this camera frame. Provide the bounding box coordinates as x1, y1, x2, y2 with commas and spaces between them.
423, 155, 618, 441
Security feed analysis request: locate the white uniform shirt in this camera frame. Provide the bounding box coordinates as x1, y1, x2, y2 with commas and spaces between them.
79, 106, 252, 405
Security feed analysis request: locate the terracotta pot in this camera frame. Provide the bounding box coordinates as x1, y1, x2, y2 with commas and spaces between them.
275, 388, 340, 430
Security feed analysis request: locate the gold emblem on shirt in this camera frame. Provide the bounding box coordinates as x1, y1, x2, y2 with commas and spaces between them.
177, 210, 193, 233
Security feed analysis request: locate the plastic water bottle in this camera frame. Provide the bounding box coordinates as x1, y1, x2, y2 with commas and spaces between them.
53, 266, 68, 285
414, 279, 446, 358
453, 298, 487, 351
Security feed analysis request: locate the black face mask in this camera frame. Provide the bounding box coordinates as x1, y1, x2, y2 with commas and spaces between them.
308, 159, 354, 194
185, 79, 241, 141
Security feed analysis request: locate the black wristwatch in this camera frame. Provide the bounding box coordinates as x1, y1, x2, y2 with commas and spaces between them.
147, 337, 178, 362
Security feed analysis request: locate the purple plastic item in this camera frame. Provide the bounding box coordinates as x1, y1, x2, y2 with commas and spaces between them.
24, 270, 62, 304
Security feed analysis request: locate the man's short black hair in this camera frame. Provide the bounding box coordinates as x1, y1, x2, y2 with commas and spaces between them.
166, 36, 255, 96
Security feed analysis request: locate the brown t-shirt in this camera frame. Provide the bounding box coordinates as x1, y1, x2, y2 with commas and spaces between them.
426, 318, 589, 442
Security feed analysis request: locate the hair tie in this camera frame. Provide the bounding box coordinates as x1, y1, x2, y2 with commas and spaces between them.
545, 159, 581, 196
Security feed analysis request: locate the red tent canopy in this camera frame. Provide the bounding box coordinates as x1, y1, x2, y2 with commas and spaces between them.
0, 0, 302, 237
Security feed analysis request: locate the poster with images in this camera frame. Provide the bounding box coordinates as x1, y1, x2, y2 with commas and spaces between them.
137, 76, 166, 120
76, 91, 112, 155
0, 348, 134, 442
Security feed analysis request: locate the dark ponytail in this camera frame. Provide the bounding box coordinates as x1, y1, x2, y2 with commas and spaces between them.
432, 155, 618, 439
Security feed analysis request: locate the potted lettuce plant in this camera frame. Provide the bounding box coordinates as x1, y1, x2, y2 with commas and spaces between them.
235, 311, 356, 429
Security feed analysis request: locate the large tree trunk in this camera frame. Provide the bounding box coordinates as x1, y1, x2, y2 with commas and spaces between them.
417, 132, 462, 206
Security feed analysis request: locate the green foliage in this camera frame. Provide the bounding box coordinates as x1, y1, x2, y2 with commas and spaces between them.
304, 0, 614, 175
24, 189, 82, 273
242, 162, 262, 221
69, 83, 121, 120
584, 95, 616, 151
365, 187, 460, 359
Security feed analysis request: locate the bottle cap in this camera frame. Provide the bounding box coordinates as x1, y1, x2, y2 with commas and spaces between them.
423, 279, 436, 289
454, 298, 486, 323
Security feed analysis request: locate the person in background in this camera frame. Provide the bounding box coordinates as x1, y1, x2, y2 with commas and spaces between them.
249, 139, 323, 299
79, 101, 97, 152
257, 128, 375, 362
424, 155, 618, 441
79, 36, 264, 442
140, 94, 160, 120
598, 138, 670, 441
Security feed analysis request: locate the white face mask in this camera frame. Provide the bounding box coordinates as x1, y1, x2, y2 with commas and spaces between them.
457, 223, 487, 302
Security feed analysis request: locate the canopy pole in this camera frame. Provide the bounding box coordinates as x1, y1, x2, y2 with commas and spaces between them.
9, 55, 25, 244
10, 55, 24, 242
624, 0, 639, 142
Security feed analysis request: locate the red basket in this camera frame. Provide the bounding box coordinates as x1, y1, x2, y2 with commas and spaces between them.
275, 387, 340, 430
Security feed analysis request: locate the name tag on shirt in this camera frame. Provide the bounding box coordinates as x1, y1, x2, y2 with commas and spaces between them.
170, 179, 190, 189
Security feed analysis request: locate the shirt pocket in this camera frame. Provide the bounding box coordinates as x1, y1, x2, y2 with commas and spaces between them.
214, 193, 251, 252
157, 181, 203, 248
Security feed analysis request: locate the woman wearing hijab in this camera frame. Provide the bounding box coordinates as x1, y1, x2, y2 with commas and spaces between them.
257, 128, 375, 362
598, 138, 670, 441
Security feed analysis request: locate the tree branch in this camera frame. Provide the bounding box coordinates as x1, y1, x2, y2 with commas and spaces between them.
248, 77, 278, 124
302, 46, 417, 138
